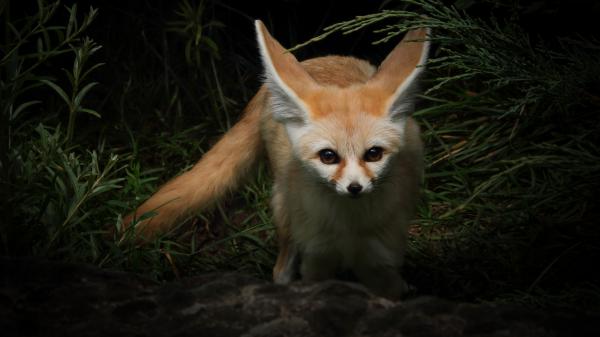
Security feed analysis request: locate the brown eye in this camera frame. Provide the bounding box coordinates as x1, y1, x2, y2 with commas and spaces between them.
364, 147, 383, 162
318, 149, 339, 165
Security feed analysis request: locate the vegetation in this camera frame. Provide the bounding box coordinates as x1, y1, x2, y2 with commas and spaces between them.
1, 0, 599, 310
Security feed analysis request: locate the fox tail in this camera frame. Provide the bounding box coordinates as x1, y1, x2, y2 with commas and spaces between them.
122, 88, 266, 238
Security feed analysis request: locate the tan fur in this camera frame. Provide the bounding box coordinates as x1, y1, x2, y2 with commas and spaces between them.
369, 28, 428, 96
123, 88, 266, 237
331, 159, 348, 182
255, 21, 318, 97
358, 160, 376, 179
123, 21, 429, 298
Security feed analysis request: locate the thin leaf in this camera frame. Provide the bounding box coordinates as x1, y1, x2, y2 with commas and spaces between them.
73, 81, 98, 107
11, 100, 41, 121
79, 108, 101, 118
40, 79, 71, 106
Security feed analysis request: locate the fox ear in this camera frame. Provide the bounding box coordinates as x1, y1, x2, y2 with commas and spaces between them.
255, 20, 317, 123
368, 28, 430, 120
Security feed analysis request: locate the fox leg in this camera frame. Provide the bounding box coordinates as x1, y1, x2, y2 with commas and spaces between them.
271, 185, 299, 284
270, 185, 337, 283
272, 234, 299, 284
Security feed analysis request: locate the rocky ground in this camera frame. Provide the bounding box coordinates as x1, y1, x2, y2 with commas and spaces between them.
1, 257, 597, 337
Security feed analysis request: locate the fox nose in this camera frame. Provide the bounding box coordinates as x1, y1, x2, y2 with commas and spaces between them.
347, 182, 363, 195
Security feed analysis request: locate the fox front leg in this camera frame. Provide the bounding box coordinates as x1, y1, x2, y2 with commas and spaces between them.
273, 237, 300, 284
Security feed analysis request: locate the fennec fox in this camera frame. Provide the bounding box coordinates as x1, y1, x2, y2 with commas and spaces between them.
123, 20, 430, 298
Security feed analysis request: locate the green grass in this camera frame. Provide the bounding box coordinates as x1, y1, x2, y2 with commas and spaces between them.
1, 0, 599, 311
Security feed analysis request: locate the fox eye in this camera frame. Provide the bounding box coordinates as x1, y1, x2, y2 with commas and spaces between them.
364, 147, 383, 162
318, 149, 339, 165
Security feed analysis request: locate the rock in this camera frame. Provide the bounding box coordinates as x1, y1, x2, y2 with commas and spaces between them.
0, 257, 597, 337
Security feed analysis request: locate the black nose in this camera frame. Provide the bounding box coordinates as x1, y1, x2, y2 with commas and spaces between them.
347, 182, 363, 195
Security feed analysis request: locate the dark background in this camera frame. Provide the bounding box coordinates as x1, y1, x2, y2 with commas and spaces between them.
86, 0, 600, 62
9, 0, 600, 129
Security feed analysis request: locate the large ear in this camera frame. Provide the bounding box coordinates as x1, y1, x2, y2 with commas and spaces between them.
255, 20, 317, 123
367, 28, 431, 120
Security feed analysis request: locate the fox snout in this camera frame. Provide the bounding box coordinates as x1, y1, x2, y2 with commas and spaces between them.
347, 182, 363, 196
329, 158, 375, 197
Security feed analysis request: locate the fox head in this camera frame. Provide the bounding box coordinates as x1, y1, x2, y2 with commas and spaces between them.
256, 20, 430, 197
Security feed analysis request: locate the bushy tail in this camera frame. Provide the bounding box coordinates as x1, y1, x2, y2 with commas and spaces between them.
123, 88, 267, 238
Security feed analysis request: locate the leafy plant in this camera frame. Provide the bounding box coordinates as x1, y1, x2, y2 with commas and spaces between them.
166, 0, 222, 67
40, 36, 103, 142
0, 0, 271, 281
0, 1, 125, 260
